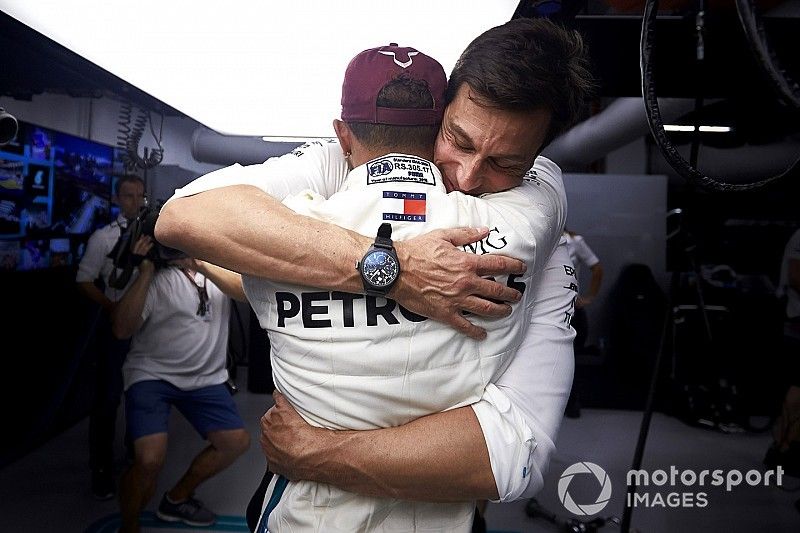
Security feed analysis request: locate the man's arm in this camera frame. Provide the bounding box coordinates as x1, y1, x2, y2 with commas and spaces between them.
156, 185, 526, 339
75, 229, 114, 311
169, 257, 249, 303
578, 262, 603, 308
197, 260, 249, 303
261, 392, 497, 501
573, 235, 602, 308
76, 281, 114, 313
474, 240, 576, 501
111, 237, 155, 339
260, 331, 570, 503
111, 259, 154, 340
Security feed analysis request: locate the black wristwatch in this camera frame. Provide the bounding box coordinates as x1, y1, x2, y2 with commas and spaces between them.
357, 222, 400, 297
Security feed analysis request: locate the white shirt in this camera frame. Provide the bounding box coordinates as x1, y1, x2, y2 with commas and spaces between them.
75, 214, 138, 300
122, 267, 231, 391
168, 140, 575, 501
778, 228, 800, 319
564, 232, 599, 280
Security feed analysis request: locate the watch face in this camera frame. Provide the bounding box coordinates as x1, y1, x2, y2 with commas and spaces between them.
362, 250, 399, 287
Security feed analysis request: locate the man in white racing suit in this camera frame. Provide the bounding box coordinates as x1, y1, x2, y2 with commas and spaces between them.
248, 151, 562, 531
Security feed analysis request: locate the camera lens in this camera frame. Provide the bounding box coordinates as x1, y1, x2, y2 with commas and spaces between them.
0, 108, 19, 146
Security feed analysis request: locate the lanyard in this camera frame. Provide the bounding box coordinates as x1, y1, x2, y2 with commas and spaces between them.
180, 268, 209, 317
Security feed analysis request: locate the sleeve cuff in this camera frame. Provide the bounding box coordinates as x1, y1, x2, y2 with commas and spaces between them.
472, 383, 538, 502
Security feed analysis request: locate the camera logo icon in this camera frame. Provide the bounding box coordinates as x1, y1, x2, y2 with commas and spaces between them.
558, 462, 612, 516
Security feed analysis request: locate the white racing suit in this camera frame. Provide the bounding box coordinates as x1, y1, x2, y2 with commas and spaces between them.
243, 153, 564, 532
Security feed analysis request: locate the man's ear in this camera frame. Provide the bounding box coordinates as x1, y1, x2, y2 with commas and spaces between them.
333, 119, 353, 156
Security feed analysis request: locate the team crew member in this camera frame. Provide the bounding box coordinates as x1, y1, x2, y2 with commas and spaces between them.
563, 228, 603, 418
564, 229, 603, 352
157, 16, 591, 509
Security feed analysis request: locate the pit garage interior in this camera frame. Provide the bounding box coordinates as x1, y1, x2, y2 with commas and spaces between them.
1, 1, 799, 532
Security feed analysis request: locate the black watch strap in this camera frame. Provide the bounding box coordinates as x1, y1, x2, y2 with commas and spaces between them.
374, 222, 393, 249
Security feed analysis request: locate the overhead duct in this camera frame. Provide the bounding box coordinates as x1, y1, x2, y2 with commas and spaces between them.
543, 96, 800, 183
190, 97, 799, 182
192, 98, 691, 169
542, 97, 698, 170
191, 127, 303, 166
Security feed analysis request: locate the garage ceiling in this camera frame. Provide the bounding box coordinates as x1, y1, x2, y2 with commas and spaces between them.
1, 3, 798, 138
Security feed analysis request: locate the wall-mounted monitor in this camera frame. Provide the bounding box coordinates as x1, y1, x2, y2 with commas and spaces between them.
0, 120, 122, 271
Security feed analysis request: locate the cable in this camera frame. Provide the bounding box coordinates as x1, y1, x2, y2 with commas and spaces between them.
688, 3, 705, 169
116, 101, 164, 172
116, 100, 133, 161
640, 0, 800, 192
734, 0, 800, 110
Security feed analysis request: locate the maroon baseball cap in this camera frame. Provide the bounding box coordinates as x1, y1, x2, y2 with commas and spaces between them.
341, 43, 446, 126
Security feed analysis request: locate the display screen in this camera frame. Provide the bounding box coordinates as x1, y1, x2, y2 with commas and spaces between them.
0, 120, 122, 271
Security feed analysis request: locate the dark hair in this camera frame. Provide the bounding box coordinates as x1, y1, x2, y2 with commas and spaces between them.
347, 76, 439, 153
114, 174, 145, 195
446, 17, 594, 148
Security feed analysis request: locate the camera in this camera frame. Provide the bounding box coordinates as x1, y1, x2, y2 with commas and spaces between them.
107, 202, 187, 289
0, 107, 18, 146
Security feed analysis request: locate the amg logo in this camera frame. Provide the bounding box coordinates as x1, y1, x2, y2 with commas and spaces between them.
461, 227, 508, 255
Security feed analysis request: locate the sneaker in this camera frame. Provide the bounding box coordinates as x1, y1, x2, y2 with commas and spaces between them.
156, 493, 216, 527
91, 468, 115, 501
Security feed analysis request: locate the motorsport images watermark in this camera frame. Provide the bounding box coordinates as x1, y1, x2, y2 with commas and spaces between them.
558, 462, 785, 515
558, 462, 613, 516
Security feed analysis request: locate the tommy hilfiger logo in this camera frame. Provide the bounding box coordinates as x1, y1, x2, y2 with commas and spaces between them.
379, 50, 419, 68
382, 191, 426, 222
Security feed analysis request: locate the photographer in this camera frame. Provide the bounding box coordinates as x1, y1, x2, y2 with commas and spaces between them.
75, 174, 146, 500
111, 237, 249, 533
